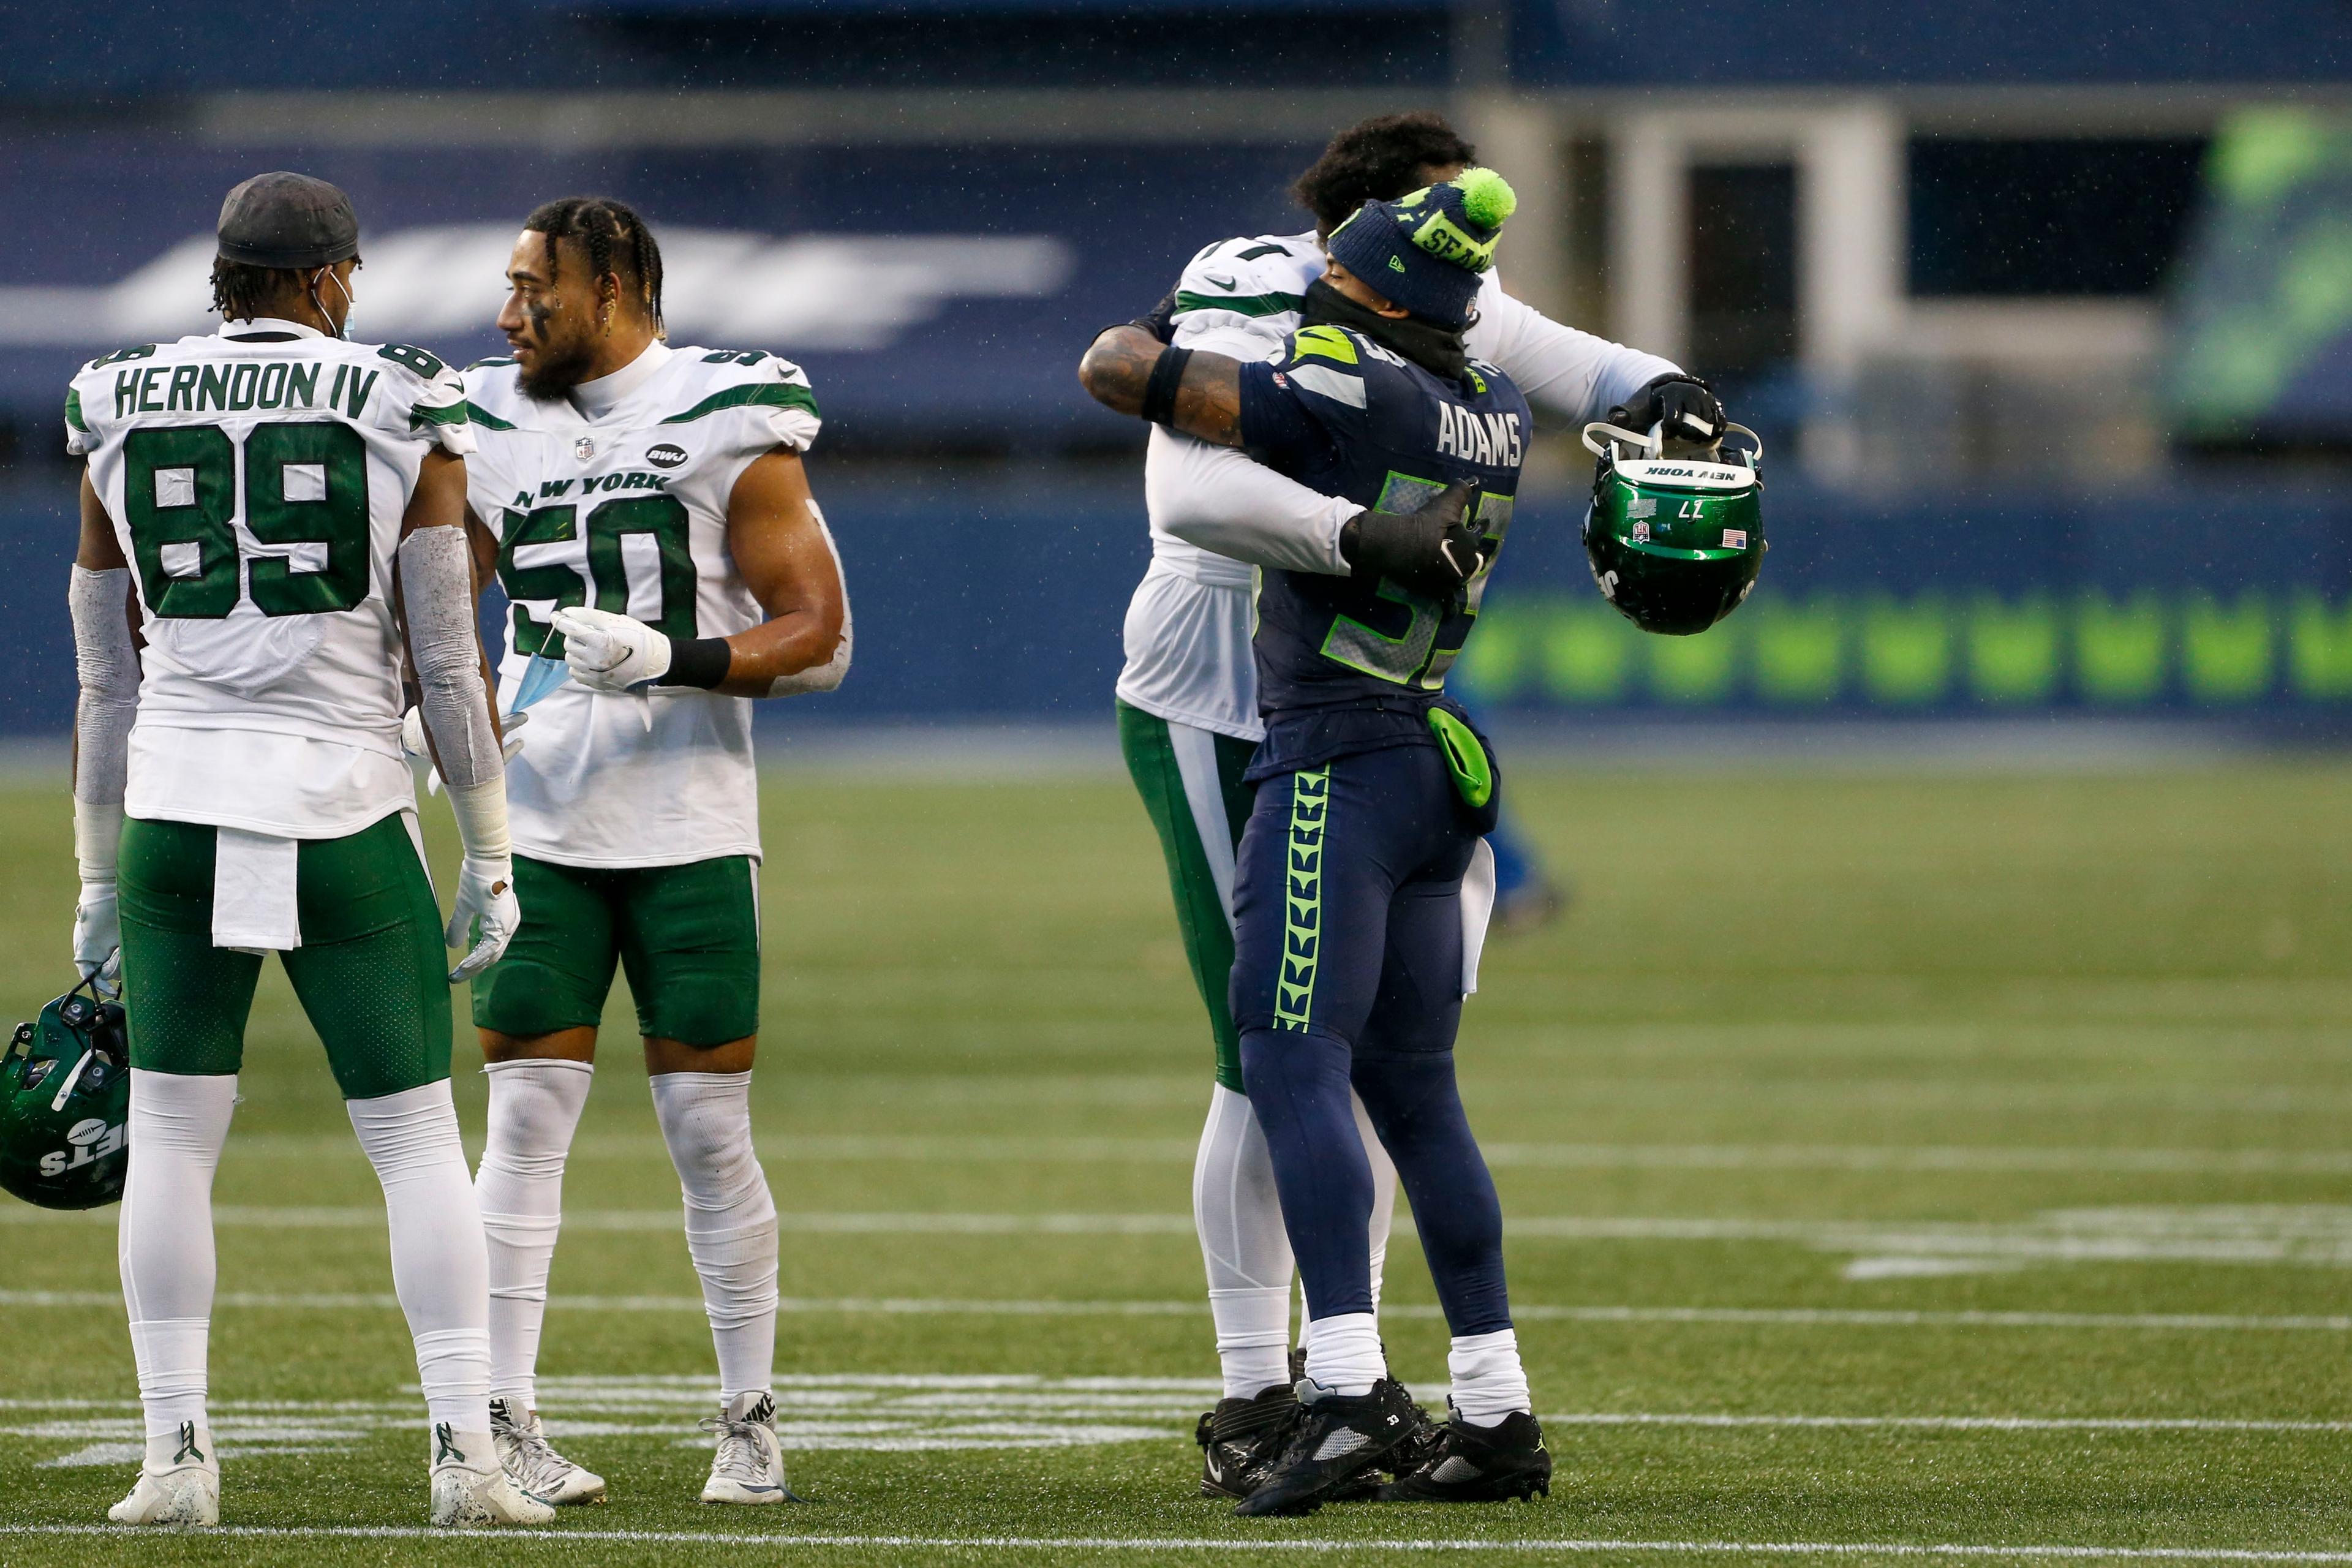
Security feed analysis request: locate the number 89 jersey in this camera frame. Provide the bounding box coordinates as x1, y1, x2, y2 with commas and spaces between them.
64, 323, 473, 837
461, 342, 820, 869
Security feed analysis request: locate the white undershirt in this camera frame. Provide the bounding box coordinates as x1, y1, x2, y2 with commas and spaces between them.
568, 339, 672, 421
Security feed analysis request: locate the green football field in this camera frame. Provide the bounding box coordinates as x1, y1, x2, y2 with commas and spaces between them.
5, 755, 2352, 1566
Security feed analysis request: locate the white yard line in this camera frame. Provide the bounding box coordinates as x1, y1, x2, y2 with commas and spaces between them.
3, 1523, 2352, 1559
6, 1288, 2352, 1333
210, 1134, 2352, 1175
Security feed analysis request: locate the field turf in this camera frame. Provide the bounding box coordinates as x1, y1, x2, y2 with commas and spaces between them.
4, 757, 2352, 1566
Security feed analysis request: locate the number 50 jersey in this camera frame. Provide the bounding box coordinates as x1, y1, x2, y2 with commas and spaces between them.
64, 324, 473, 837
461, 343, 821, 870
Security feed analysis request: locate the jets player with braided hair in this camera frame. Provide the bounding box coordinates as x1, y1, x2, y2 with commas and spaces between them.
66, 173, 546, 1529
452, 195, 848, 1508
1097, 113, 1724, 1501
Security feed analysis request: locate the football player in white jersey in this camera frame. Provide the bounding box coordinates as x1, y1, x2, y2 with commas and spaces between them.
1104, 115, 1725, 1499
447, 197, 849, 1507
65, 173, 548, 1528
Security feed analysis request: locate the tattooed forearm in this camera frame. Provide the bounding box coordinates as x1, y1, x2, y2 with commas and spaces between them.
1077, 325, 1245, 448
1077, 325, 1162, 415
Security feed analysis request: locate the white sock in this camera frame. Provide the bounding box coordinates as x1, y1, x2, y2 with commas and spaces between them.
650, 1070, 778, 1404
118, 1071, 237, 1441
475, 1058, 594, 1411
1300, 1313, 1385, 1396
1295, 1088, 1398, 1359
1191, 1085, 1294, 1399
348, 1082, 491, 1433
1449, 1328, 1531, 1425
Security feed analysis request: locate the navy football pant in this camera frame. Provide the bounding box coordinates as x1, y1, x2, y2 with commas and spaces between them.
1231, 742, 1512, 1338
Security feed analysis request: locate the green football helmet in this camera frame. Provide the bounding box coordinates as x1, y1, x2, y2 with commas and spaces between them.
1581, 420, 1766, 636
0, 977, 130, 1210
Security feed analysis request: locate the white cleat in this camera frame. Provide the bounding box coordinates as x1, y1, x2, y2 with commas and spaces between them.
699, 1391, 798, 1505
428, 1422, 557, 1528
108, 1421, 219, 1526
491, 1396, 605, 1506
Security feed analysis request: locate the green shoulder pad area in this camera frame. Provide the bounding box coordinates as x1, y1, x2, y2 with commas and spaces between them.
62, 388, 86, 433
1174, 290, 1303, 320
455, 399, 516, 431
659, 380, 820, 426
1291, 325, 1359, 366
463, 356, 515, 372
407, 400, 472, 430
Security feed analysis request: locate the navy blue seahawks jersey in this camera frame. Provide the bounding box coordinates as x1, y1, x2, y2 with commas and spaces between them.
1235, 322, 1529, 777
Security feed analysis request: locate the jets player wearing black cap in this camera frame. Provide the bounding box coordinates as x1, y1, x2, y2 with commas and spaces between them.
64, 171, 548, 1528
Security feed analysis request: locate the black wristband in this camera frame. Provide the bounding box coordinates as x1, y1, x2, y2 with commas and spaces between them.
1139, 345, 1193, 428
658, 636, 731, 690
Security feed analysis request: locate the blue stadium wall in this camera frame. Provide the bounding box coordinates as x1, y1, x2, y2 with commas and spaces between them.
0, 475, 2345, 736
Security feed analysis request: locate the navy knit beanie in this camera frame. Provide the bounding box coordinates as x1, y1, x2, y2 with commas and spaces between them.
1324, 167, 1517, 329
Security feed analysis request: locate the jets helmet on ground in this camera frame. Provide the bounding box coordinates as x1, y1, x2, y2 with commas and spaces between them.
0, 975, 130, 1210
1581, 419, 1766, 636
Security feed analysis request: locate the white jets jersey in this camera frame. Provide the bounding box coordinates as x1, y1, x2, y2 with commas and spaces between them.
461, 341, 819, 869
65, 319, 473, 836
1114, 228, 1681, 739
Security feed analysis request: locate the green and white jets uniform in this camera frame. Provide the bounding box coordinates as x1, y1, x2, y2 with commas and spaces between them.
460, 342, 816, 1046
64, 318, 473, 1092
67, 323, 472, 837
461, 343, 818, 871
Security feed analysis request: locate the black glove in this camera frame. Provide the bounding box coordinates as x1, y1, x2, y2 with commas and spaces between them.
1607, 373, 1724, 447
1131, 287, 1182, 344
1339, 480, 1485, 606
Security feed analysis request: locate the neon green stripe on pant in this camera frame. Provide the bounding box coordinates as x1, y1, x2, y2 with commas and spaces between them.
1116, 699, 1259, 1092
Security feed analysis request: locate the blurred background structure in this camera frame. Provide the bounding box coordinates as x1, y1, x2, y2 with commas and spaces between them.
2, 0, 2350, 734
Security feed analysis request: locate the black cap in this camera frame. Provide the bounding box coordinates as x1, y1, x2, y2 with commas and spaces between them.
216, 172, 359, 270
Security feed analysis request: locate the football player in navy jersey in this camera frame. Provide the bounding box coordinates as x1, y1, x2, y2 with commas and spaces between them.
1081, 168, 1553, 1515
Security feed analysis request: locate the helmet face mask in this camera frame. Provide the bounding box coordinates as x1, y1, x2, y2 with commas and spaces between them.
1581, 421, 1766, 636
0, 978, 130, 1210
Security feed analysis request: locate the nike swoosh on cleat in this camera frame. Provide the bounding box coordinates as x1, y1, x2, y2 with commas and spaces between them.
1311, 1430, 1371, 1461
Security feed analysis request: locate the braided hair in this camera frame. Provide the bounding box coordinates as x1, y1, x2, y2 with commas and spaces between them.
1292, 112, 1479, 235
209, 258, 300, 322
522, 195, 665, 333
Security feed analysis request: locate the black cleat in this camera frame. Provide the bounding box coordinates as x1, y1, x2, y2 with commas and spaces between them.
1194, 1384, 1297, 1500
1377, 1406, 1552, 1502
1235, 1378, 1420, 1517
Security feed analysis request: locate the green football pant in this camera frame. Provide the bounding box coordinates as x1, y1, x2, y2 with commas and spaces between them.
469, 853, 761, 1047
115, 812, 453, 1099
1117, 700, 1257, 1092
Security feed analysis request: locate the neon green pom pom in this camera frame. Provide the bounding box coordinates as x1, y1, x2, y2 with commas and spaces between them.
1454, 167, 1518, 230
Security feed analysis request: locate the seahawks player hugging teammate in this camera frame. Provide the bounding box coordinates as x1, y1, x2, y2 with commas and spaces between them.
1080, 114, 1741, 1515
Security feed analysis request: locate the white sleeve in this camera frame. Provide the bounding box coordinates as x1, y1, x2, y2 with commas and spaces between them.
1145, 427, 1354, 577
69, 565, 137, 883
1474, 287, 1682, 431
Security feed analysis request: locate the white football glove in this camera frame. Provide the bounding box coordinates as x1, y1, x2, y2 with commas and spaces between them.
551, 606, 671, 693
401, 706, 526, 796
72, 880, 119, 991
446, 855, 519, 984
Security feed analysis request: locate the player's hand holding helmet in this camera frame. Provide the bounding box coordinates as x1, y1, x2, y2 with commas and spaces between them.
1581, 418, 1766, 636
1341, 479, 1488, 607
446, 854, 519, 984
71, 881, 119, 993
552, 606, 671, 693
1607, 373, 1724, 452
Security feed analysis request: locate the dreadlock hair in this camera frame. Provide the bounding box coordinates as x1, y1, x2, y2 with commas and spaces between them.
210, 258, 307, 322
1292, 112, 1480, 234
522, 195, 665, 333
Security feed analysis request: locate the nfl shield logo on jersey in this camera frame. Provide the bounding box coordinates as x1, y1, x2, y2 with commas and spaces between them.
573, 435, 597, 462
